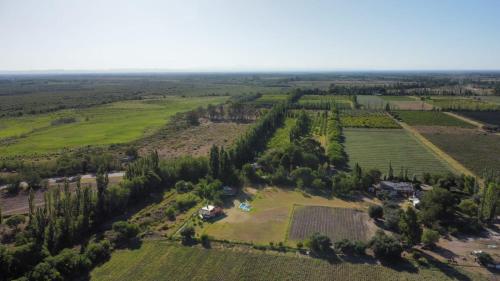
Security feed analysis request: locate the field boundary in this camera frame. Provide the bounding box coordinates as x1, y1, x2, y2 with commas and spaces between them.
284, 203, 300, 244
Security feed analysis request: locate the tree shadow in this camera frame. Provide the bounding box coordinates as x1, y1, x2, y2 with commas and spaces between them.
379, 258, 419, 273
416, 250, 474, 281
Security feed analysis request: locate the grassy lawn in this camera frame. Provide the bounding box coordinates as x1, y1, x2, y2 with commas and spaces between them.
0, 96, 228, 157
196, 187, 376, 245
343, 128, 453, 176
266, 118, 296, 149
90, 241, 485, 281
393, 111, 474, 127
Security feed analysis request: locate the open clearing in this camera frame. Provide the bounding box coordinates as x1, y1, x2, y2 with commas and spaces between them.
90, 241, 485, 281
197, 187, 378, 244
393, 111, 474, 127
417, 126, 500, 176
0, 96, 228, 157
344, 128, 453, 176
138, 120, 252, 159
288, 206, 373, 242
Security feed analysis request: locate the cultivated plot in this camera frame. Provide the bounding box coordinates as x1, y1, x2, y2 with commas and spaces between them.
288, 206, 372, 242
343, 128, 453, 176
91, 241, 484, 281
417, 127, 500, 176
393, 111, 474, 127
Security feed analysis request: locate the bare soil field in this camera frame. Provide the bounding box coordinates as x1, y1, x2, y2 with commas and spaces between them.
288, 205, 374, 242
138, 120, 252, 159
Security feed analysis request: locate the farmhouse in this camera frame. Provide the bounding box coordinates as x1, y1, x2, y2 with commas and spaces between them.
374, 181, 414, 197
199, 205, 223, 220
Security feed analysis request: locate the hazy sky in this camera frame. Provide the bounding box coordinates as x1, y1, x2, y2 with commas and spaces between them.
1, 0, 500, 71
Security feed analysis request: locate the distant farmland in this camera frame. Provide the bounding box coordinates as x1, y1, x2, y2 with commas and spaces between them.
343, 128, 452, 176
91, 241, 482, 281
0, 96, 228, 157
288, 206, 371, 242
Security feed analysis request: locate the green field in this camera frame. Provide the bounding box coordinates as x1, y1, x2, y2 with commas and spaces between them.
0, 96, 228, 157
91, 241, 483, 281
267, 118, 296, 149
393, 111, 474, 127
344, 128, 453, 176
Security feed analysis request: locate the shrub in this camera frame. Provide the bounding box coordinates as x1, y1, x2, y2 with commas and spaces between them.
368, 205, 383, 220
29, 262, 63, 281
305, 233, 332, 256
353, 240, 367, 255
458, 199, 478, 217
334, 239, 354, 253
175, 180, 194, 194
85, 240, 112, 265
200, 234, 210, 248
166, 207, 176, 221
6, 215, 25, 230
370, 231, 402, 260
174, 193, 199, 212
111, 221, 140, 243
46, 249, 91, 279
476, 252, 494, 266
180, 226, 195, 245
421, 229, 439, 248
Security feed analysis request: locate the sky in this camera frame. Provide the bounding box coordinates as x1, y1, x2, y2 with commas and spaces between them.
1, 0, 500, 72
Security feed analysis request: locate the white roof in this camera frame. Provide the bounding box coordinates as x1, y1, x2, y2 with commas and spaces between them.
201, 205, 215, 212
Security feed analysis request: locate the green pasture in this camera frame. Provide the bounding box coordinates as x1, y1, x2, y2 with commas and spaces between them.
0, 96, 228, 157
344, 128, 453, 176
91, 241, 483, 281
